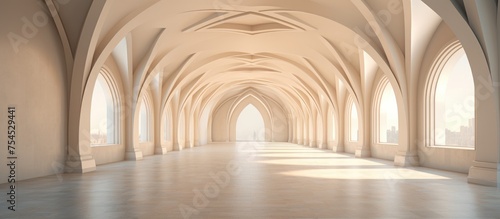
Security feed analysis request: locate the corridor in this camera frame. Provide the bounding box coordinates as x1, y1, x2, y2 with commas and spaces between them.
2, 143, 500, 218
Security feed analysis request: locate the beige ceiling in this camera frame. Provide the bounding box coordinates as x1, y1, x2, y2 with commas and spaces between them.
53, 0, 445, 124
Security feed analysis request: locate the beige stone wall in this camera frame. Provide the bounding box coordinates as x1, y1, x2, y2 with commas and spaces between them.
1, 0, 499, 187
0, 1, 68, 183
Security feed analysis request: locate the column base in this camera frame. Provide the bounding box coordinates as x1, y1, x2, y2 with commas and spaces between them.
194, 140, 200, 147
317, 142, 327, 149
65, 154, 96, 173
155, 147, 168, 155
126, 149, 143, 161
468, 161, 498, 187
355, 148, 371, 158
332, 145, 344, 153
394, 152, 419, 167
309, 141, 317, 148
173, 143, 182, 151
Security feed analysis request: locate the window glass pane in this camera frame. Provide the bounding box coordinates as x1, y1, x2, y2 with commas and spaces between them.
350, 103, 358, 141
379, 83, 398, 143
91, 75, 116, 145
434, 49, 475, 147
332, 115, 336, 140
236, 104, 265, 141
163, 113, 168, 141
139, 99, 149, 142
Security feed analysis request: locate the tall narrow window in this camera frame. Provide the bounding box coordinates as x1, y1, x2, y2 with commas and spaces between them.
332, 114, 336, 140
379, 81, 399, 144
90, 74, 117, 145
349, 99, 359, 142
236, 104, 265, 141
139, 97, 150, 142
434, 47, 474, 148
163, 111, 169, 141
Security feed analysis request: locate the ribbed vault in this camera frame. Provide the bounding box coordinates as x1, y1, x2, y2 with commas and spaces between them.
46, 0, 500, 187
66, 0, 461, 151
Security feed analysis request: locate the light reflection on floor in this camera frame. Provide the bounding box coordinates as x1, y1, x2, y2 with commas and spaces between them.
257, 158, 385, 166
280, 168, 451, 180
1, 142, 499, 218
249, 143, 451, 180
255, 153, 353, 158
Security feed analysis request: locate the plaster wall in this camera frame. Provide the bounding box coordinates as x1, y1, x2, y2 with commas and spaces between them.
0, 1, 68, 183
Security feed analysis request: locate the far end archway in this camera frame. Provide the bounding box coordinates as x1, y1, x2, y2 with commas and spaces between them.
236, 104, 265, 141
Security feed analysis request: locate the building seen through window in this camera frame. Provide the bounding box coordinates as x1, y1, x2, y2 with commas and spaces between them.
434, 48, 475, 148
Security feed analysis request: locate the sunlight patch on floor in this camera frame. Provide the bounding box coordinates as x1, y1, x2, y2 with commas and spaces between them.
255, 153, 351, 158
280, 168, 451, 180
251, 149, 328, 153
257, 158, 385, 166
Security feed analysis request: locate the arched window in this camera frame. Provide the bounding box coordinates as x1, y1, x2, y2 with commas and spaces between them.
348, 97, 359, 142
428, 42, 474, 148
90, 72, 119, 146
332, 113, 336, 141
377, 79, 399, 144
139, 95, 151, 143
163, 110, 169, 141
236, 104, 265, 141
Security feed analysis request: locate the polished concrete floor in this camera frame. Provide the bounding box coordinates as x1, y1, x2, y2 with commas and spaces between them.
2, 142, 500, 218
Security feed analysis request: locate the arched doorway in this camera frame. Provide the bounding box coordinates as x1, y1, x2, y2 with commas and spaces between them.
236, 104, 265, 141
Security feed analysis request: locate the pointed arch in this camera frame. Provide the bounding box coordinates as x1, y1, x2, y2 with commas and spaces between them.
327, 104, 339, 148
235, 104, 266, 141
343, 94, 362, 154
373, 76, 399, 145
425, 41, 474, 148
346, 95, 360, 143
138, 90, 153, 143
161, 103, 173, 149
228, 91, 273, 142
90, 67, 121, 145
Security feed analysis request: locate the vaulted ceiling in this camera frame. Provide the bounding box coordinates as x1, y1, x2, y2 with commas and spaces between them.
50, 0, 448, 127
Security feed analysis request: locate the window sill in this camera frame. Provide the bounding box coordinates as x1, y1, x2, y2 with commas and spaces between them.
426, 145, 475, 150
375, 143, 398, 146
91, 144, 121, 148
